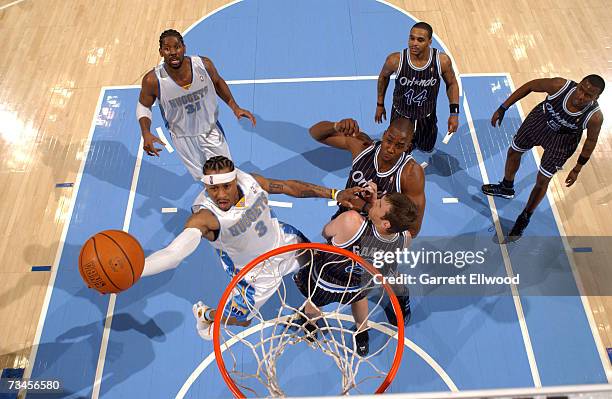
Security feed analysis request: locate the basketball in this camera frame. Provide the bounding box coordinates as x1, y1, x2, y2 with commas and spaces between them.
78, 230, 145, 294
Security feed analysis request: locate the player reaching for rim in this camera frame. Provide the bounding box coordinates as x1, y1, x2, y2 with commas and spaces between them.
140, 156, 363, 340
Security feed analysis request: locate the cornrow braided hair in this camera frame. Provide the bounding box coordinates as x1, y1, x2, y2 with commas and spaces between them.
159, 29, 184, 49
203, 156, 235, 174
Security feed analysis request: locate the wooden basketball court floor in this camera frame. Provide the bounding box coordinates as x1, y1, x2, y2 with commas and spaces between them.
1, 0, 611, 397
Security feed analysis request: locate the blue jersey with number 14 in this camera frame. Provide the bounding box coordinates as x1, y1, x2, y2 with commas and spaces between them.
392, 47, 442, 120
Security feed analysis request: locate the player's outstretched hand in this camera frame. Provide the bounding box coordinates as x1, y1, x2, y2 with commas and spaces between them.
565, 168, 580, 187
336, 186, 363, 209
334, 118, 360, 136
143, 131, 166, 157
491, 108, 505, 127
375, 105, 386, 123
234, 107, 257, 126
448, 115, 458, 133
360, 181, 378, 205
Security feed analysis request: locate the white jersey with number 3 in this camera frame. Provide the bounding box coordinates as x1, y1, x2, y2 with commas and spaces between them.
192, 169, 306, 321
155, 56, 219, 137
192, 169, 284, 270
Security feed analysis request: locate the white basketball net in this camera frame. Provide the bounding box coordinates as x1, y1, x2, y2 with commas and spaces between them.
215, 246, 404, 397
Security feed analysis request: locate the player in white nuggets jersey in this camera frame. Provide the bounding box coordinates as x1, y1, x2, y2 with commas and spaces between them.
136, 29, 256, 179
140, 156, 360, 340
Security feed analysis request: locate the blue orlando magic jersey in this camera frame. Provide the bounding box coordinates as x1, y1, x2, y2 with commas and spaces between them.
542, 80, 600, 134
335, 141, 412, 215
392, 48, 442, 120
313, 219, 410, 290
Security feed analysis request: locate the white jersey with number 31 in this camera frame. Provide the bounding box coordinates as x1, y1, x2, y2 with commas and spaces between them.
155, 56, 218, 137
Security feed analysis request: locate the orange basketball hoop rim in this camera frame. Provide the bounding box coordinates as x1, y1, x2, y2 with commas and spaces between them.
212, 242, 405, 398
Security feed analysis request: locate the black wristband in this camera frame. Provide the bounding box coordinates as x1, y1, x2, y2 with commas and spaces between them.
449, 103, 459, 114
499, 103, 508, 112
577, 155, 589, 165
377, 102, 384, 107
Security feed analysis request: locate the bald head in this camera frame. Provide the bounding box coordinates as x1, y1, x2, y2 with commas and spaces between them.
388, 117, 413, 139
379, 118, 413, 162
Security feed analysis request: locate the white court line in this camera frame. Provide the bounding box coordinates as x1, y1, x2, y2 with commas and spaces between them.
103, 75, 392, 88
23, 89, 107, 386
176, 313, 457, 398
182, 0, 243, 36
155, 127, 174, 153
91, 137, 144, 399
463, 94, 541, 387
101, 84, 139, 90
288, 384, 612, 399
161, 207, 178, 213
184, 0, 463, 95
226, 75, 379, 85
24, 3, 484, 393
269, 200, 293, 208
460, 72, 511, 77
504, 73, 612, 382
442, 131, 453, 144
0, 0, 27, 11
88, 4, 250, 396
442, 197, 458, 204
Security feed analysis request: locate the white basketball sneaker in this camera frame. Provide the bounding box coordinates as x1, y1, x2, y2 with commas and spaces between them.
192, 301, 214, 341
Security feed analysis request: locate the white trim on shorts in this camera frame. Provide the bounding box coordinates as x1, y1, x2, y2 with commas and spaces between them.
538, 164, 555, 178
511, 139, 530, 153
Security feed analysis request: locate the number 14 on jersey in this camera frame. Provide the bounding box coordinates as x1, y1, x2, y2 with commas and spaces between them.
403, 89, 428, 106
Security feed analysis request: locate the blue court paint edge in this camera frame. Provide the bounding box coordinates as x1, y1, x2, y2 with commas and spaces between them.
31, 266, 52, 272
0, 368, 24, 399
55, 182, 74, 188
28, 87, 138, 395
608, 348, 612, 365
0, 369, 23, 379
573, 247, 593, 253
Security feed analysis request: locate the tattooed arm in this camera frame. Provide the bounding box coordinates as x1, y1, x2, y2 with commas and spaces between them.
251, 174, 368, 211
251, 174, 333, 198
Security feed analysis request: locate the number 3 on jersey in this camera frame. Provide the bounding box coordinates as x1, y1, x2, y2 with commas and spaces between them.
404, 89, 428, 106
185, 100, 202, 114
254, 220, 268, 237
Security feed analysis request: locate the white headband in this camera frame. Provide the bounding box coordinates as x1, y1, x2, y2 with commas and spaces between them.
201, 170, 237, 185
